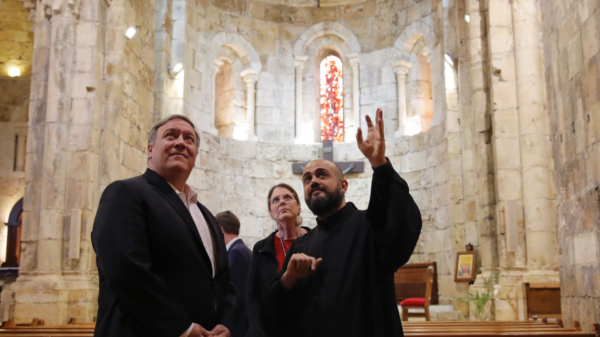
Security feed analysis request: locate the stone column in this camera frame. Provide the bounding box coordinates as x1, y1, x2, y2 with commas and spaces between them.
348, 54, 360, 139
511, 0, 558, 271
392, 61, 412, 137
211, 59, 223, 135
465, 0, 500, 321
7, 0, 105, 325
294, 56, 307, 143
240, 69, 258, 141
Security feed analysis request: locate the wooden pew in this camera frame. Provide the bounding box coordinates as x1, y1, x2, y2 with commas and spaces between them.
0, 318, 94, 337
401, 321, 600, 337
0, 319, 597, 337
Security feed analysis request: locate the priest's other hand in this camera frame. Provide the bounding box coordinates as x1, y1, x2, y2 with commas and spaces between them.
356, 108, 387, 168
281, 253, 323, 290
189, 323, 210, 337
207, 324, 230, 337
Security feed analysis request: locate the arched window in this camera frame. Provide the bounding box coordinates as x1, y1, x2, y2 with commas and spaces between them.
319, 55, 344, 142
3, 198, 23, 268
405, 44, 433, 135
214, 46, 250, 140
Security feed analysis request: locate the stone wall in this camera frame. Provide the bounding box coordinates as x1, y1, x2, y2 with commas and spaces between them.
395, 124, 463, 307
0, 0, 33, 77
191, 128, 447, 248
540, 0, 600, 330
110, 0, 157, 180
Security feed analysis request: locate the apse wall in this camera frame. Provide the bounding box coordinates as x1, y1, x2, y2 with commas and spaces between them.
179, 0, 442, 143
187, 130, 430, 244
540, 0, 600, 329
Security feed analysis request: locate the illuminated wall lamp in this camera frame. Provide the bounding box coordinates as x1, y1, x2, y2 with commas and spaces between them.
464, 14, 470, 23
125, 26, 137, 40
8, 67, 21, 77
168, 63, 184, 79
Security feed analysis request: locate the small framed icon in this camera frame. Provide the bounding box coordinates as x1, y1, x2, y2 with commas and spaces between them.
455, 251, 477, 283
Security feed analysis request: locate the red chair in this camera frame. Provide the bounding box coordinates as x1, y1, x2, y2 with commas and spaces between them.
400, 265, 434, 321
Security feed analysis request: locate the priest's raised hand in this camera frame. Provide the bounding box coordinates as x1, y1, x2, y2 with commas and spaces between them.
356, 108, 387, 168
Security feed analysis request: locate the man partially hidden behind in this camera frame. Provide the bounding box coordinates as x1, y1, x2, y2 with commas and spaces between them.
216, 211, 252, 337
92, 115, 234, 337
260, 109, 422, 337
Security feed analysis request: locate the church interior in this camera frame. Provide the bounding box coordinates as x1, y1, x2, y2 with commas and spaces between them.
0, 0, 599, 333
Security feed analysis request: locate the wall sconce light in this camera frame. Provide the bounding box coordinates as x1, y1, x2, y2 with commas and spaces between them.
8, 67, 21, 77
169, 63, 184, 79
464, 14, 470, 23
125, 26, 137, 40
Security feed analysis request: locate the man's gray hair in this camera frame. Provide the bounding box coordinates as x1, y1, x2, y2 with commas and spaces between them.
148, 114, 201, 150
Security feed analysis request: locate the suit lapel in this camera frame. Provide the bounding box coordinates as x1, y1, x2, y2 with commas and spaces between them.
143, 169, 213, 275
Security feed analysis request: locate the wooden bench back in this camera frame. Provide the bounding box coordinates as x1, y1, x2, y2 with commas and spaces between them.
395, 262, 439, 304
524, 282, 562, 320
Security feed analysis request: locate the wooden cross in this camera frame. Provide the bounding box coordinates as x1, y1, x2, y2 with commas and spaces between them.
292, 140, 365, 175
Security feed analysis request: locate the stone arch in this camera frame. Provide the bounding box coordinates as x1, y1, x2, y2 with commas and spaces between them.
210, 32, 262, 72
3, 197, 23, 267
5, 198, 23, 227
210, 33, 261, 139
294, 21, 361, 57
388, 21, 435, 135
392, 20, 435, 62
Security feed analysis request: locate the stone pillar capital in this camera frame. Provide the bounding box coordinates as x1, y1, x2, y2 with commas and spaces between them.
30, 0, 83, 18
392, 61, 412, 76
295, 56, 308, 68
212, 59, 225, 73
420, 47, 433, 63
240, 69, 259, 84
348, 54, 360, 67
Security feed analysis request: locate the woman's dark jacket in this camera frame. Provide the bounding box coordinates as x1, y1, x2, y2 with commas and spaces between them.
246, 227, 311, 337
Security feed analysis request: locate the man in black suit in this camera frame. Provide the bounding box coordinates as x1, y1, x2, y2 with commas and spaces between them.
92, 115, 234, 337
215, 211, 251, 337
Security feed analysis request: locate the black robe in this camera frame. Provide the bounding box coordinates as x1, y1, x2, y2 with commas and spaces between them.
260, 160, 422, 337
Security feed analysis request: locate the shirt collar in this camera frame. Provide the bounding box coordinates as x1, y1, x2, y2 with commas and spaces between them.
167, 181, 198, 205
226, 237, 241, 251
148, 167, 198, 205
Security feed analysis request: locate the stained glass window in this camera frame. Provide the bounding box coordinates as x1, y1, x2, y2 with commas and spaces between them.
320, 55, 344, 142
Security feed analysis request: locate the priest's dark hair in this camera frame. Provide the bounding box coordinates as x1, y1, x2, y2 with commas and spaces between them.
215, 210, 241, 236
148, 114, 200, 150
267, 183, 301, 210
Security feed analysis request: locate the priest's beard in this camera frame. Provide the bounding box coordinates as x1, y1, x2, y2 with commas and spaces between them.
306, 184, 345, 216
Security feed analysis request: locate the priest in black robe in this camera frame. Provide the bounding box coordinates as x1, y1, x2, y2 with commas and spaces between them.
260, 109, 422, 337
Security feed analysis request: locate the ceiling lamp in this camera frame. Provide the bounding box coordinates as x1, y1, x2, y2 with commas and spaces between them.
8, 67, 21, 77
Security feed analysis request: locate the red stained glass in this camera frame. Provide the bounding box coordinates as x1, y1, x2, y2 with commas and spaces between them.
320, 55, 344, 142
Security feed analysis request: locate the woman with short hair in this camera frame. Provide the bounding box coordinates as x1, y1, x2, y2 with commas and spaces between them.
246, 183, 309, 337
